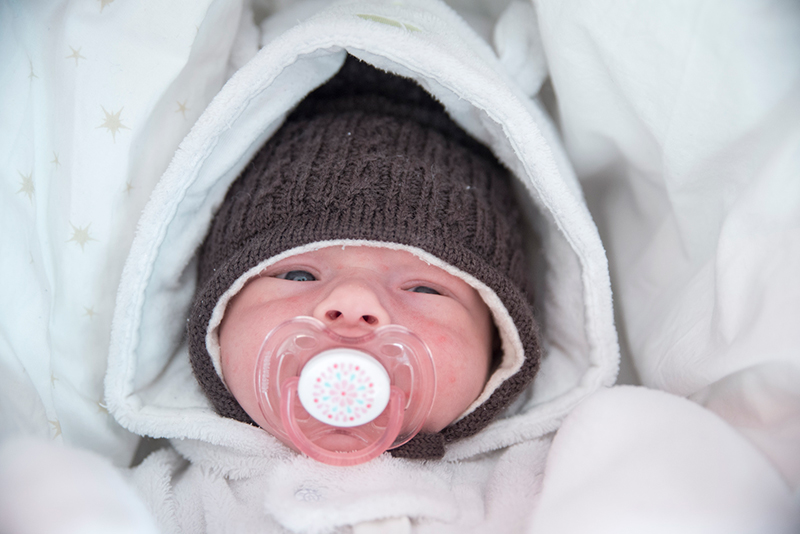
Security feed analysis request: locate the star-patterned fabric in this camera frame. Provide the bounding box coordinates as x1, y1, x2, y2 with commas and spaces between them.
0, 0, 258, 466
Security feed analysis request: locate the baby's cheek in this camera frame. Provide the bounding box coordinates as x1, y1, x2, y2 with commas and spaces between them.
279, 293, 310, 309
220, 342, 247, 390
433, 333, 450, 348
423, 357, 486, 431
430, 331, 484, 384
219, 317, 265, 400
433, 365, 460, 390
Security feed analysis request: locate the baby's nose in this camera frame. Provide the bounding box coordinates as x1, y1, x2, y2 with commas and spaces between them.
312, 281, 390, 335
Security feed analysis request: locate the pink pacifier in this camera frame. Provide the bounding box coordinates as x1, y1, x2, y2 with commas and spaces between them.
254, 316, 436, 466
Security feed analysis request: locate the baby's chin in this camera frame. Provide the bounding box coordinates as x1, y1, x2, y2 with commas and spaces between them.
313, 431, 370, 453
260, 408, 460, 455
272, 427, 375, 454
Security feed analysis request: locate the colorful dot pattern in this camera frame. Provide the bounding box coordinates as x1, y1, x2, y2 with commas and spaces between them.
309, 361, 379, 425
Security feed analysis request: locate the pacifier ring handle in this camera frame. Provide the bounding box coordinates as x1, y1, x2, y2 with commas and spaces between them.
280, 377, 406, 466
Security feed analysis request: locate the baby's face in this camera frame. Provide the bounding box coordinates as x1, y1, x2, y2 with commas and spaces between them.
219, 246, 493, 434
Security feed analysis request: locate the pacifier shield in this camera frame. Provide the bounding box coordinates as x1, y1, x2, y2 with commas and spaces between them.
297, 349, 391, 428
255, 316, 436, 465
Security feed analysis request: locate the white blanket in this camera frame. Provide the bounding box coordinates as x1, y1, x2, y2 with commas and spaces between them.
0, 0, 258, 465
534, 0, 800, 486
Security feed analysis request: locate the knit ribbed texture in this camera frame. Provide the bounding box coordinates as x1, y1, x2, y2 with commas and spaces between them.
188, 56, 540, 459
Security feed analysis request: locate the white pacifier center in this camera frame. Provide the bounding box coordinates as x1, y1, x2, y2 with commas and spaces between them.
297, 349, 391, 428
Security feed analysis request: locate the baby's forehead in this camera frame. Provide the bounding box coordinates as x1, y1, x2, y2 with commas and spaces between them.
272, 245, 435, 269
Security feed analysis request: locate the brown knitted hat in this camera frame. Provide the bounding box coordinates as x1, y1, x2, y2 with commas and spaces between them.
188, 56, 540, 459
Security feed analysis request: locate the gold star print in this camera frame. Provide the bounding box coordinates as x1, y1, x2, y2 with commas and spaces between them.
67, 223, 97, 251
48, 419, 62, 439
97, 106, 129, 142
98, 0, 115, 12
28, 60, 38, 80
175, 99, 189, 119
50, 372, 58, 386
83, 306, 97, 319
51, 152, 61, 167
17, 171, 34, 201
66, 46, 86, 66
124, 181, 134, 195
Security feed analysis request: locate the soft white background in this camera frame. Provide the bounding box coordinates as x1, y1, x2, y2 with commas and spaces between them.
0, 0, 255, 464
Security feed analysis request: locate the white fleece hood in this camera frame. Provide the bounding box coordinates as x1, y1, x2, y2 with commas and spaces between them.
106, 0, 617, 466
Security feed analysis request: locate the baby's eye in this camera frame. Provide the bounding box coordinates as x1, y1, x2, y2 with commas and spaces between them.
407, 286, 441, 295
278, 270, 316, 282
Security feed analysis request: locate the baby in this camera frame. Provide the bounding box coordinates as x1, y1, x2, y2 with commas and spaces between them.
220, 245, 494, 438
187, 56, 541, 459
